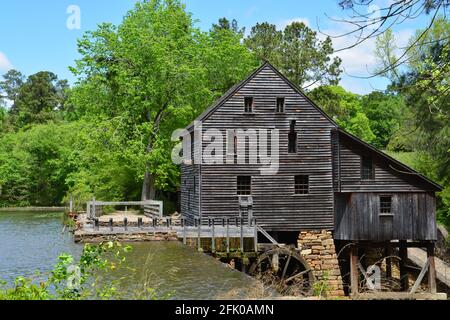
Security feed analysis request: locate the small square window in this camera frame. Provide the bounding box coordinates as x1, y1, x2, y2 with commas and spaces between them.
244, 97, 253, 113
361, 156, 374, 180
237, 176, 251, 195
295, 175, 309, 194
276, 98, 285, 112
380, 196, 392, 214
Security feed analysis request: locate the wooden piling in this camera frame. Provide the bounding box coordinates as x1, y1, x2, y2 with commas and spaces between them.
211, 219, 215, 253
399, 240, 409, 291
350, 244, 359, 296
385, 242, 392, 279
182, 218, 186, 245
240, 217, 244, 252
197, 218, 201, 251
226, 218, 230, 253
253, 218, 258, 252
427, 242, 437, 294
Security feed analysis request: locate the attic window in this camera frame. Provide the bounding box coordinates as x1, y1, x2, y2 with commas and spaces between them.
276, 97, 285, 113
361, 156, 374, 180
237, 176, 251, 195
379, 196, 392, 215
288, 120, 297, 153
244, 97, 253, 113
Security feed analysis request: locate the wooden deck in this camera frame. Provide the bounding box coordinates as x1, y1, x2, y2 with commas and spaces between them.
75, 214, 259, 252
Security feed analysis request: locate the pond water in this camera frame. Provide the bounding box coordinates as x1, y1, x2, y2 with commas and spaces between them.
0, 211, 262, 299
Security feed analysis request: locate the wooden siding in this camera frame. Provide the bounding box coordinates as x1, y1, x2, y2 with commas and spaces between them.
197, 65, 336, 231
334, 193, 437, 240
180, 163, 200, 224
337, 134, 433, 192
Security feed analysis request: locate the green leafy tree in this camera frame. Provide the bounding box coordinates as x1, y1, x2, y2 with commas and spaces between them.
245, 22, 282, 64
0, 69, 25, 111
280, 22, 342, 88
361, 92, 406, 149
11, 71, 68, 128
309, 85, 375, 143
69, 0, 257, 201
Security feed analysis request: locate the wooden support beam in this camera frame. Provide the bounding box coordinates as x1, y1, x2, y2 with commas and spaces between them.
385, 242, 392, 279
197, 219, 201, 251
182, 218, 186, 245
427, 243, 437, 294
211, 219, 215, 253
350, 244, 359, 296
253, 218, 258, 252
226, 218, 230, 254
240, 217, 244, 252
410, 260, 429, 294
399, 240, 409, 291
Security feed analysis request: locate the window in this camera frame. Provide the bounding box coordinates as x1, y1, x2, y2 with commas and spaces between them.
288, 120, 297, 153
379, 196, 392, 215
295, 175, 309, 194
276, 97, 285, 112
237, 176, 251, 195
361, 156, 374, 180
244, 97, 253, 113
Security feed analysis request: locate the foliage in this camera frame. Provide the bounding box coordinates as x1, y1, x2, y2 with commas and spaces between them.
309, 85, 375, 143
0, 242, 136, 300
312, 271, 330, 298
361, 92, 406, 149
245, 21, 342, 88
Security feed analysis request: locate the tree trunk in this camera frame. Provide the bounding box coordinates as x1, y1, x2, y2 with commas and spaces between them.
141, 168, 156, 201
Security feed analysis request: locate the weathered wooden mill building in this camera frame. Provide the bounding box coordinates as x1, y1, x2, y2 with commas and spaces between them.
180, 61, 443, 297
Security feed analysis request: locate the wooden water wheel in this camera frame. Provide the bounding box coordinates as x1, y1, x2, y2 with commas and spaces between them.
248, 246, 315, 296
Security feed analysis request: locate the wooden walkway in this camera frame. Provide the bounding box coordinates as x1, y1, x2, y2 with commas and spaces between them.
408, 247, 450, 288
76, 215, 259, 252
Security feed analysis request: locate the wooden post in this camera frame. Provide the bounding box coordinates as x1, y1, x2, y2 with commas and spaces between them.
211, 219, 215, 253
427, 242, 437, 294
253, 218, 258, 252
92, 197, 96, 218
182, 218, 186, 245
138, 217, 142, 229
197, 218, 201, 251
124, 217, 128, 231
399, 240, 409, 291
240, 217, 244, 252
109, 218, 113, 231
385, 242, 392, 279
350, 244, 359, 296
69, 194, 73, 213
226, 218, 230, 254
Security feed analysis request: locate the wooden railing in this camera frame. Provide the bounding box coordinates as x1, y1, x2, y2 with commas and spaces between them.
86, 199, 163, 219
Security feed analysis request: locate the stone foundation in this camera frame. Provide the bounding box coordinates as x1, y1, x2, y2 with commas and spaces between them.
73, 231, 178, 243
297, 230, 345, 297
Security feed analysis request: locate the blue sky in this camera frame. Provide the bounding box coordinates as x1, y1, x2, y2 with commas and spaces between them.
0, 0, 429, 94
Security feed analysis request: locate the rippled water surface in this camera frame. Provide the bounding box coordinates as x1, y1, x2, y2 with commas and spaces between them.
0, 211, 259, 299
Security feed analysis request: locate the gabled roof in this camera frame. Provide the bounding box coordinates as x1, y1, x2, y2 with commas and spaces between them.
336, 128, 443, 191
185, 61, 442, 192
186, 61, 338, 130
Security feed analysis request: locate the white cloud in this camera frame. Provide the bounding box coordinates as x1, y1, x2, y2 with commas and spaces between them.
0, 52, 13, 73
276, 17, 310, 30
